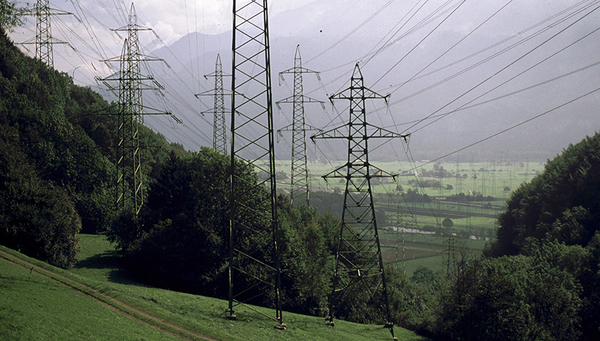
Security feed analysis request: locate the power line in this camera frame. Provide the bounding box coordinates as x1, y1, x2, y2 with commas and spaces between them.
412, 85, 600, 171
398, 2, 600, 135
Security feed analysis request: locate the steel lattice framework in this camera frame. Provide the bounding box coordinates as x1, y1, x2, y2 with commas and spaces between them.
197, 54, 230, 154
227, 0, 283, 328
277, 46, 324, 206
312, 63, 409, 339
20, 0, 73, 67
97, 4, 171, 216
34, 0, 53, 65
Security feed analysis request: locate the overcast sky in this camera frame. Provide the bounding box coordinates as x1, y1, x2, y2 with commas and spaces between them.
8, 0, 600, 163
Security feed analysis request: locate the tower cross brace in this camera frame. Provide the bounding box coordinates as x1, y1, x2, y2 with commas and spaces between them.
311, 63, 409, 339
277, 45, 324, 206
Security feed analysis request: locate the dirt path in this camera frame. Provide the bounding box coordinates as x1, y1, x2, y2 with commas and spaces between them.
0, 249, 220, 341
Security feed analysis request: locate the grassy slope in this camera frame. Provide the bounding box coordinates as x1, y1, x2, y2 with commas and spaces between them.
0, 235, 429, 341
0, 255, 181, 341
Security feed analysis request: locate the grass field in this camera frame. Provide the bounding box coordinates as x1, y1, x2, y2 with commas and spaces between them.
0, 236, 429, 341
0, 250, 182, 341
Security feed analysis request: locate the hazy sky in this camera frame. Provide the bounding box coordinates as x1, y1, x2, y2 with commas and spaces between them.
8, 0, 600, 162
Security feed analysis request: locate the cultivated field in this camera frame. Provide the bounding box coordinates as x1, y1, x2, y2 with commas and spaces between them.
275, 160, 542, 276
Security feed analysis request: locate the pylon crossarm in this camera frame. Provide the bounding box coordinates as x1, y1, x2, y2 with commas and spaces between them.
366, 125, 410, 140
321, 164, 349, 179
276, 94, 323, 105
27, 7, 76, 17
201, 109, 231, 115
196, 90, 232, 98
112, 24, 152, 33
279, 66, 321, 76
329, 87, 390, 103
310, 125, 348, 141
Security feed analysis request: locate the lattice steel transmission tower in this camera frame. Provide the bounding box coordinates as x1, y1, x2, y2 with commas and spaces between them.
312, 63, 409, 339
196, 54, 230, 154
277, 46, 324, 206
21, 0, 74, 67
97, 3, 172, 216
227, 0, 284, 328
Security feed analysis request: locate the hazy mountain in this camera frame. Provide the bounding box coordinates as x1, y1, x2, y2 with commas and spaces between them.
146, 2, 600, 163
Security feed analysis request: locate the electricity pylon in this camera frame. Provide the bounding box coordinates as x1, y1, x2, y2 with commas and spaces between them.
277, 46, 324, 206
196, 54, 230, 154
97, 3, 173, 216
227, 0, 284, 329
311, 63, 409, 340
21, 0, 75, 67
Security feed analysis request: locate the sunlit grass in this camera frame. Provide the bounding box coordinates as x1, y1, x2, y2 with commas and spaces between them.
0, 255, 182, 341
1, 237, 430, 341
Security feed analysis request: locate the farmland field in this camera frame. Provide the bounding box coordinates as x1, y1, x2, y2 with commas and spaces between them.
273, 160, 542, 276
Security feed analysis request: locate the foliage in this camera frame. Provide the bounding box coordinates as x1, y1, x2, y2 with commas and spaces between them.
108, 149, 267, 296
109, 150, 347, 318
437, 246, 582, 341
0, 134, 81, 268
0, 29, 86, 267
277, 199, 338, 316
460, 133, 600, 340
0, 28, 183, 267
402, 188, 431, 203
0, 0, 24, 32
488, 133, 600, 257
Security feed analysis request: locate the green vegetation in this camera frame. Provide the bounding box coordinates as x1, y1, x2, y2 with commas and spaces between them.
0, 1, 24, 32
0, 27, 182, 268
1, 240, 428, 341
0, 254, 182, 341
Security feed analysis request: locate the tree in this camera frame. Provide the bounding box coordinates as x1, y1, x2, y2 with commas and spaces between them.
0, 124, 81, 268
488, 133, 600, 257
442, 218, 454, 229
438, 253, 581, 341
0, 1, 24, 32
108, 148, 270, 296
277, 199, 337, 316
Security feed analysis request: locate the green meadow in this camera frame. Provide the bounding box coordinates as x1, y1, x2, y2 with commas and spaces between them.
0, 236, 428, 341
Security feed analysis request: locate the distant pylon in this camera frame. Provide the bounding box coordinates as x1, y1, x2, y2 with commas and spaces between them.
277, 45, 324, 206
20, 0, 75, 67
311, 63, 409, 339
196, 54, 230, 154
227, 0, 283, 328
97, 3, 174, 216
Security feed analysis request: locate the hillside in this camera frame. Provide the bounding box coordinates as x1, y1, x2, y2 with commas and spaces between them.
0, 237, 428, 341
0, 27, 183, 269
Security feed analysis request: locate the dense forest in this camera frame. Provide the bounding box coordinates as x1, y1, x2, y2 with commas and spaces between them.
0, 25, 183, 268
3, 6, 600, 338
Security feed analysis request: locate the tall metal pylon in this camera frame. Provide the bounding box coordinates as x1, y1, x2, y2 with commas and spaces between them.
97, 3, 172, 216
21, 0, 75, 67
196, 54, 230, 154
277, 46, 324, 206
311, 63, 409, 339
227, 0, 284, 328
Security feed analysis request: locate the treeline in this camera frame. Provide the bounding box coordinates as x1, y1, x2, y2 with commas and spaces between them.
0, 27, 181, 268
